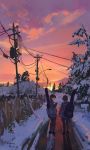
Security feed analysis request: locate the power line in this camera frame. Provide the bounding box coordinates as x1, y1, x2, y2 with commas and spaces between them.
20, 39, 70, 68
41, 59, 69, 71
40, 62, 48, 79
0, 22, 13, 46
28, 47, 71, 61
40, 61, 49, 86
20, 38, 71, 61
18, 37, 35, 58
42, 57, 69, 68
20, 56, 35, 67
0, 32, 7, 36
19, 62, 36, 75
21, 45, 69, 68
20, 61, 36, 69
21, 44, 69, 68
41, 60, 69, 76
53, 68, 68, 75
0, 47, 15, 64
22, 45, 35, 58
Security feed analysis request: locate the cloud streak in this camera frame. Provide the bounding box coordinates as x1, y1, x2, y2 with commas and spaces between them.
44, 9, 86, 26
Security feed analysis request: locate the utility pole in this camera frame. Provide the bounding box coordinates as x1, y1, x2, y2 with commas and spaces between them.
12, 23, 20, 97
0, 22, 21, 97
34, 54, 42, 97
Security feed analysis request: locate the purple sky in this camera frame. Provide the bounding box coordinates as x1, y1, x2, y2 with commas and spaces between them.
0, 0, 90, 83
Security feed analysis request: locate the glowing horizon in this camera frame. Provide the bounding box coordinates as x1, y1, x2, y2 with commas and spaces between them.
0, 0, 90, 84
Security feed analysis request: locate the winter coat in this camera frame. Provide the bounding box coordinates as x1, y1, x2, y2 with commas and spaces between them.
45, 88, 57, 119
47, 100, 57, 118
60, 90, 76, 119
60, 101, 69, 119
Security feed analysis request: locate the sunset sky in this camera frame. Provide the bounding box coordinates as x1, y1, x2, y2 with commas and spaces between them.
0, 0, 90, 84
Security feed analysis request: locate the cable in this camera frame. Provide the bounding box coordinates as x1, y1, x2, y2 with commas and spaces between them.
41, 59, 69, 70
18, 37, 35, 58
40, 61, 49, 86
9, 58, 15, 64
28, 47, 71, 61
41, 60, 69, 76
19, 61, 36, 75
42, 57, 69, 68
0, 47, 15, 64
40, 62, 48, 79
52, 68, 68, 75
21, 47, 69, 69
20, 37, 71, 61
0, 32, 7, 36
15, 33, 70, 72
20, 61, 36, 69
0, 22, 13, 46
20, 56, 35, 67
21, 43, 69, 68
0, 29, 11, 37
23, 46, 35, 58
20, 39, 70, 69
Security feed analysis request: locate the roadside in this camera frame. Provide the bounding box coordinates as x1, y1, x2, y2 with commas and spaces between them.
0, 104, 48, 150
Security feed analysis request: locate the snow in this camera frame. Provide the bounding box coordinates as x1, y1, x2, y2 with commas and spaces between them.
0, 104, 48, 150
30, 132, 40, 150
0, 81, 45, 96
73, 108, 90, 149
0, 92, 90, 150
56, 93, 90, 149
0, 86, 10, 96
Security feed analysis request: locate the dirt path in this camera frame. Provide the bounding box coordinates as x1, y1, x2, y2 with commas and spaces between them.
55, 115, 63, 150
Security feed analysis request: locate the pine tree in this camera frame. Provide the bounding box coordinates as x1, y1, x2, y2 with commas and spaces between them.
58, 83, 62, 92
21, 71, 30, 81
66, 26, 90, 101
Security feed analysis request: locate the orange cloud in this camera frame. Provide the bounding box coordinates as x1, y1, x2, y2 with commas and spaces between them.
44, 12, 58, 24
21, 27, 45, 40
61, 9, 86, 25
28, 28, 45, 40
21, 26, 56, 41
44, 9, 86, 25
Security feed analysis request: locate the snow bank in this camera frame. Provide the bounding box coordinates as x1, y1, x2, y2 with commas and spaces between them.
73, 111, 90, 150
0, 104, 48, 150
0, 81, 45, 96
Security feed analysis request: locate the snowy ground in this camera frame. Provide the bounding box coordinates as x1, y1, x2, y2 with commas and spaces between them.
0, 104, 48, 150
55, 92, 90, 150
0, 92, 90, 150
73, 109, 90, 150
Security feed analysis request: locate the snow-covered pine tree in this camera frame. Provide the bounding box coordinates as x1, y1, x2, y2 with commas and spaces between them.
66, 25, 90, 102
